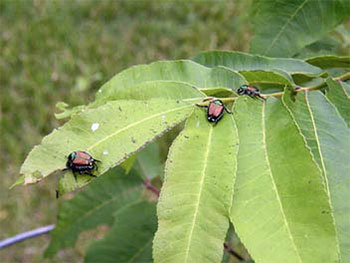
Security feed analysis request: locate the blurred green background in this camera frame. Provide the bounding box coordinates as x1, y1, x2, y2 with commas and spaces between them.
0, 0, 250, 262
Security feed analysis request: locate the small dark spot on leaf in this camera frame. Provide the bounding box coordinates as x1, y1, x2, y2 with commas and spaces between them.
184, 135, 189, 139
131, 137, 136, 143
321, 210, 326, 214
308, 180, 311, 184
176, 100, 180, 104
118, 106, 122, 112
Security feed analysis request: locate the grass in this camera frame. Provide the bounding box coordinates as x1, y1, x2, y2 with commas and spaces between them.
0, 0, 250, 262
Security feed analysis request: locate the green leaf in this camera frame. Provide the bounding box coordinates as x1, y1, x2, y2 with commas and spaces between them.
250, 0, 349, 57
44, 168, 144, 257
326, 79, 350, 126
55, 102, 86, 120
283, 89, 350, 262
58, 61, 246, 119
134, 141, 164, 180
98, 81, 206, 101
295, 36, 344, 59
344, 81, 350, 95
199, 87, 236, 98
56, 157, 137, 196
95, 60, 245, 104
306, 55, 350, 69
193, 50, 322, 75
239, 70, 294, 86
153, 108, 239, 263
230, 97, 338, 263
85, 201, 157, 263
19, 99, 202, 185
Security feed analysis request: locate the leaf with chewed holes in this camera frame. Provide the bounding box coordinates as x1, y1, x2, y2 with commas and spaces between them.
17, 99, 203, 186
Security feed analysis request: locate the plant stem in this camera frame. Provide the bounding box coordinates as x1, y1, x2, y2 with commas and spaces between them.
0, 224, 55, 249
144, 179, 160, 197
224, 242, 245, 260
262, 72, 350, 98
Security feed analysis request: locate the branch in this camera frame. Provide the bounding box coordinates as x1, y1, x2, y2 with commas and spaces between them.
224, 242, 245, 260
0, 224, 55, 249
262, 72, 350, 98
144, 179, 160, 197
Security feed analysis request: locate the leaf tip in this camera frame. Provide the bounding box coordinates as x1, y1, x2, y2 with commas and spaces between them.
9, 175, 25, 189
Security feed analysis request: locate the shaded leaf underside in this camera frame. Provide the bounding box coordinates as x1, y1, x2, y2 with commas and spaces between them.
250, 0, 348, 57
85, 201, 157, 263
45, 170, 144, 257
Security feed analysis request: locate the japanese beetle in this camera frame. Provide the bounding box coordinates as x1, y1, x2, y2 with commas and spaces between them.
237, 84, 264, 99
196, 98, 232, 124
65, 151, 100, 178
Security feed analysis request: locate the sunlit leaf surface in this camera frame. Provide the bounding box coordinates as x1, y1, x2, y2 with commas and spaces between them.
154, 109, 238, 263
20, 99, 201, 185
230, 97, 338, 263
283, 89, 350, 262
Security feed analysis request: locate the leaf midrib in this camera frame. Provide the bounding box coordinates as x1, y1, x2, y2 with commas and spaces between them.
87, 104, 193, 151
264, 0, 309, 55
261, 101, 302, 263
304, 91, 342, 261
183, 125, 213, 262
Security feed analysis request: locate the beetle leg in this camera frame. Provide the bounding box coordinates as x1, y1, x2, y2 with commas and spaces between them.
195, 103, 208, 108
86, 172, 97, 178
224, 106, 233, 114
202, 97, 214, 102
258, 94, 266, 100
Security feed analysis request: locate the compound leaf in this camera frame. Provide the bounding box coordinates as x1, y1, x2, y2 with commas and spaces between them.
231, 97, 338, 263
153, 108, 239, 263
85, 201, 157, 263
283, 89, 350, 262
19, 99, 202, 185
45, 168, 144, 257
250, 0, 349, 57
